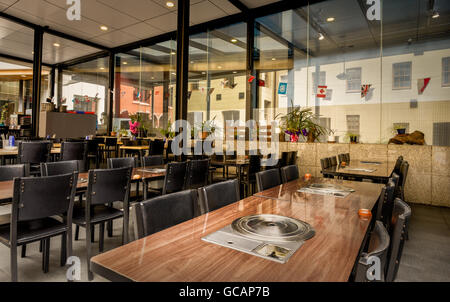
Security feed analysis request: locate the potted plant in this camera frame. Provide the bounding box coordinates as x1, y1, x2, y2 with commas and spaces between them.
394, 125, 407, 135
200, 117, 216, 140
277, 101, 330, 143
160, 121, 175, 139
110, 126, 118, 137
345, 132, 359, 143
327, 129, 337, 143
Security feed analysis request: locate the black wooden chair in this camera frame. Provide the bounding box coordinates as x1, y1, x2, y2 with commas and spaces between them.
0, 164, 29, 181
149, 139, 165, 156
391, 156, 403, 177
338, 154, 346, 164
288, 151, 298, 166
385, 198, 411, 282
354, 221, 390, 282
329, 156, 338, 167
135, 190, 199, 239
60, 141, 87, 172
162, 161, 188, 195
375, 180, 396, 227
107, 157, 137, 169
40, 160, 80, 176
0, 172, 78, 281
141, 155, 164, 167
103, 137, 118, 159
255, 169, 281, 192
185, 159, 210, 190
240, 154, 262, 196
198, 179, 240, 214
86, 140, 100, 169
281, 165, 299, 183
320, 158, 333, 179
18, 141, 52, 176
396, 161, 409, 201
72, 167, 132, 281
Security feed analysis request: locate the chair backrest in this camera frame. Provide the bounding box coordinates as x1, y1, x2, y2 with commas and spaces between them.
375, 180, 396, 226
107, 157, 137, 169
142, 155, 164, 167
288, 151, 298, 166
281, 165, 299, 183
185, 159, 210, 190
280, 152, 290, 167
0, 164, 29, 181
61, 141, 87, 161
329, 156, 338, 166
392, 156, 403, 176
86, 167, 132, 206
255, 169, 281, 192
354, 221, 390, 282
320, 158, 330, 170
385, 198, 411, 282
11, 172, 78, 223
391, 172, 401, 200
149, 139, 165, 156
162, 161, 188, 195
248, 154, 262, 175
338, 154, 346, 164
198, 179, 240, 214
135, 190, 198, 239
397, 161, 409, 199
105, 137, 117, 147
86, 140, 99, 154
18, 141, 52, 164
345, 153, 351, 162
41, 160, 79, 176
325, 157, 332, 167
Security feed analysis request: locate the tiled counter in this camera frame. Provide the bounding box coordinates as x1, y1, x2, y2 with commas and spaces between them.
279, 142, 450, 207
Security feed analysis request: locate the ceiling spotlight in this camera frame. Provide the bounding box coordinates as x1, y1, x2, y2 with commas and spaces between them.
151, 77, 155, 80
53, 43, 60, 47
100, 67, 105, 70
271, 57, 276, 61
166, 1, 175, 8
318, 33, 325, 40
218, 65, 223, 69
231, 38, 238, 43
123, 62, 128, 65
100, 25, 108, 31
21, 75, 27, 78
233, 71, 237, 74
170, 51, 176, 55
432, 11, 440, 19
326, 17, 335, 22
171, 72, 176, 76
190, 61, 195, 64
202, 72, 206, 75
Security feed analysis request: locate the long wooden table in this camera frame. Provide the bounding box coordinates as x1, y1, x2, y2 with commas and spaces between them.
0, 167, 165, 205
90, 178, 384, 282
322, 161, 391, 183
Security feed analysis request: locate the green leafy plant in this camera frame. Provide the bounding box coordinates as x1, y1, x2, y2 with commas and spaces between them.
160, 121, 175, 139
276, 100, 330, 142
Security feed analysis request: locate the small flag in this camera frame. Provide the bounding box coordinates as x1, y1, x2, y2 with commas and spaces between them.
317, 85, 327, 98
361, 85, 371, 98
417, 78, 430, 95
248, 75, 255, 83
258, 79, 266, 87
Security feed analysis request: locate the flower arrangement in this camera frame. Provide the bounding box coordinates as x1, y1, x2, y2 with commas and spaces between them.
277, 101, 330, 143
129, 113, 143, 137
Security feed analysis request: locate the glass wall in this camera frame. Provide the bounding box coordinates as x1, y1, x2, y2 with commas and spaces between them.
61, 56, 110, 134
113, 40, 177, 137
188, 22, 247, 139
253, 0, 450, 145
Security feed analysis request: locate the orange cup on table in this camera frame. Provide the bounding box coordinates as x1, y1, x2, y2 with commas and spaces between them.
341, 162, 347, 167
304, 173, 312, 180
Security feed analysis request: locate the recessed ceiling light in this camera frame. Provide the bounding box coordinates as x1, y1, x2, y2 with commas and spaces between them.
327, 17, 335, 22
100, 25, 108, 31
202, 72, 206, 75
166, 1, 175, 8
190, 61, 195, 64
100, 67, 105, 70
170, 51, 176, 55
318, 33, 325, 40
233, 71, 237, 74
21, 75, 26, 78
53, 43, 60, 47
271, 57, 276, 61
151, 77, 155, 80
123, 62, 128, 65
432, 11, 440, 19
230, 38, 237, 43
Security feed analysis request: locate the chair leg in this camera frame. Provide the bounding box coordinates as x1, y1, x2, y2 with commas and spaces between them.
91, 225, 95, 242
39, 240, 43, 252
42, 238, 50, 273
21, 245, 26, 258
61, 232, 67, 267
86, 224, 94, 281
10, 246, 18, 282
107, 220, 113, 238
99, 223, 105, 253
75, 225, 80, 241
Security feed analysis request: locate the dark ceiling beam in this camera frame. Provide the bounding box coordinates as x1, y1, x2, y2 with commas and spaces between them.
0, 52, 53, 68
189, 40, 226, 57
356, 0, 381, 48
59, 51, 110, 68
228, 0, 249, 12
0, 11, 110, 52
210, 30, 247, 49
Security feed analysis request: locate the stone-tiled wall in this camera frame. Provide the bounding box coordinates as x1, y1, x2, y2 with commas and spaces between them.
278, 142, 450, 207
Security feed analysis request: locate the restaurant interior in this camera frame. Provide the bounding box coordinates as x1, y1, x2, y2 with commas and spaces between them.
0, 0, 448, 284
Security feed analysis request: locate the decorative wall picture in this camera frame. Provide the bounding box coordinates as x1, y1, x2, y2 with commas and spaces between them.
417, 78, 431, 95
361, 84, 372, 98
278, 82, 288, 95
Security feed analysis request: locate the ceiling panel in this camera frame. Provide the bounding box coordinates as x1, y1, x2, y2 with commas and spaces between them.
120, 22, 164, 40
191, 1, 227, 25
241, 0, 281, 9
209, 0, 241, 15
97, 0, 171, 21
145, 12, 178, 32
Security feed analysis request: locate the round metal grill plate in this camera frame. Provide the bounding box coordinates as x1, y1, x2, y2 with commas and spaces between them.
232, 214, 315, 242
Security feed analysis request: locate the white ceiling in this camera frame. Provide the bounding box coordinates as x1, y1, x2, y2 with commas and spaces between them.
0, 0, 282, 65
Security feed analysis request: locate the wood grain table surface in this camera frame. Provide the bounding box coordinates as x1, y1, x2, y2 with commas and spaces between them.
90, 178, 383, 282
322, 161, 391, 182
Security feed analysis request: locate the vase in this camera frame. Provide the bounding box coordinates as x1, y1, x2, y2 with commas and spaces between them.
307, 132, 316, 143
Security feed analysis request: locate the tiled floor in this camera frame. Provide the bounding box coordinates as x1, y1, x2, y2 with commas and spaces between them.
0, 202, 449, 282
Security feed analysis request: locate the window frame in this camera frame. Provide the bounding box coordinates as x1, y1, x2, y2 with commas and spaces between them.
392, 61, 412, 90
443, 57, 450, 87
345, 67, 362, 93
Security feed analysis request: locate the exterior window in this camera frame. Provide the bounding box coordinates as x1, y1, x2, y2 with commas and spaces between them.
239, 92, 245, 100
346, 115, 360, 135
393, 62, 412, 90
216, 94, 222, 101
443, 57, 450, 87
346, 68, 361, 92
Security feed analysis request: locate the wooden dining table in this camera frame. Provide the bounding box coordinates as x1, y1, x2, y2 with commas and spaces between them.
0, 167, 166, 205
90, 177, 384, 282
322, 161, 391, 183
